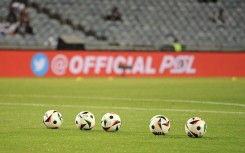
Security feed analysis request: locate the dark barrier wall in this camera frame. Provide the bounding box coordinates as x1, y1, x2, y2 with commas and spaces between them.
0, 50, 245, 77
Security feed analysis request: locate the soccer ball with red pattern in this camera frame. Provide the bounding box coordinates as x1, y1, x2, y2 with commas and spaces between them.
101, 112, 121, 132
43, 110, 63, 129
149, 115, 170, 135
185, 117, 207, 138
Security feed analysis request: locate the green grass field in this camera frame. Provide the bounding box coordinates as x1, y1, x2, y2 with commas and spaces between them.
0, 78, 244, 153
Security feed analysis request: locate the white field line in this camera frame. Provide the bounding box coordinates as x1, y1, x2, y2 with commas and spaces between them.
0, 102, 244, 115
0, 94, 244, 107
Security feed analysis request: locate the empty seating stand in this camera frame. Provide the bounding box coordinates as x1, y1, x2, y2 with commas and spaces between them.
0, 0, 244, 51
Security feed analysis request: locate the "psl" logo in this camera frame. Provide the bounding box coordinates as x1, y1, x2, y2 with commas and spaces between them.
159, 55, 196, 74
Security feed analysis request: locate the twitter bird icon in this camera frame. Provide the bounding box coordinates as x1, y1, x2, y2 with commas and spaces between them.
31, 53, 49, 76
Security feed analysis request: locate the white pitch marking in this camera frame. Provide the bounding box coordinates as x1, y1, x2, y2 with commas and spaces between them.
0, 94, 244, 107
0, 102, 244, 115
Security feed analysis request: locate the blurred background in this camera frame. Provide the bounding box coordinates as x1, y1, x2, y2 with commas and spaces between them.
0, 0, 244, 52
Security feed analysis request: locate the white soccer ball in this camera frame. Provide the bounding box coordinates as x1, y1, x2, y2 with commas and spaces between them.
101, 112, 121, 132
185, 117, 207, 138
43, 110, 63, 129
75, 111, 96, 130
149, 115, 171, 135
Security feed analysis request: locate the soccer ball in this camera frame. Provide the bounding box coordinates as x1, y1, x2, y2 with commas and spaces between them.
43, 110, 63, 129
185, 117, 207, 138
101, 112, 121, 132
149, 115, 170, 135
75, 111, 96, 130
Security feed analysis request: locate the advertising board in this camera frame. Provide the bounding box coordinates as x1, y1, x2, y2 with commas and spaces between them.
0, 51, 244, 77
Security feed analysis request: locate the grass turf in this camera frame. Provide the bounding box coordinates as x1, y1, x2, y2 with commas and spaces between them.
0, 78, 244, 153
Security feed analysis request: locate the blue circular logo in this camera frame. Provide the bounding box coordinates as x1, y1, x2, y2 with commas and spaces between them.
31, 53, 49, 76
